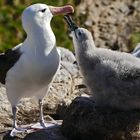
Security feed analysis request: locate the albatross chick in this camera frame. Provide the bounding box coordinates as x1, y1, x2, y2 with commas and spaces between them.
64, 15, 140, 110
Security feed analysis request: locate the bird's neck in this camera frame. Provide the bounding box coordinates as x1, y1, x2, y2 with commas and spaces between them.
74, 39, 96, 60
74, 40, 99, 70
26, 23, 56, 55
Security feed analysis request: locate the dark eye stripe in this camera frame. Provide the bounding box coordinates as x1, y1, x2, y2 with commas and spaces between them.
40, 8, 46, 13
78, 32, 82, 36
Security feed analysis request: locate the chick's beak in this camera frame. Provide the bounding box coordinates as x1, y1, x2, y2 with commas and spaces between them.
64, 15, 78, 31
49, 5, 74, 16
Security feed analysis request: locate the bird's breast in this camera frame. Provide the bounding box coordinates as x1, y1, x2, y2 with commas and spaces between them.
28, 47, 60, 82
6, 47, 60, 86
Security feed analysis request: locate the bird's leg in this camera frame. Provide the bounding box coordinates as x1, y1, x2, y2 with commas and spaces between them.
30, 99, 46, 130
38, 99, 46, 127
31, 99, 58, 130
10, 106, 27, 137
12, 106, 26, 130
38, 99, 58, 126
12, 106, 18, 129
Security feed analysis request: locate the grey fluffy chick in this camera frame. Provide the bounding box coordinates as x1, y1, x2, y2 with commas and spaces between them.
64, 15, 140, 110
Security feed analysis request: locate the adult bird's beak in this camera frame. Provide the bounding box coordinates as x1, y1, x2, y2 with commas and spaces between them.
49, 5, 74, 16
64, 15, 78, 31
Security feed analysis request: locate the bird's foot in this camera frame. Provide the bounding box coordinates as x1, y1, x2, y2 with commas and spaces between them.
30, 121, 57, 131
10, 127, 29, 137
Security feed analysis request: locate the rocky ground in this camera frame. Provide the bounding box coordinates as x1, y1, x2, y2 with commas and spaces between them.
62, 97, 140, 140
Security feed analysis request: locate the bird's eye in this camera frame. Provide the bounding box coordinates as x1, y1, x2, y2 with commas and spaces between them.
40, 8, 46, 13
78, 32, 82, 36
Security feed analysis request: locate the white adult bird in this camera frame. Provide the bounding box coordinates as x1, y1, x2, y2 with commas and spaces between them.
0, 4, 74, 136
64, 15, 140, 110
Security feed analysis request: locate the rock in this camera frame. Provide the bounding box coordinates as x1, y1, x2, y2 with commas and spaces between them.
58, 47, 79, 76
58, 47, 76, 63
118, 3, 130, 15
1, 124, 70, 140
101, 0, 111, 6
62, 97, 140, 140
23, 125, 69, 140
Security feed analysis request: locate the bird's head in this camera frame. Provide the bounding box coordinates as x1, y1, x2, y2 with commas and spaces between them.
64, 15, 95, 52
73, 28, 96, 54
73, 28, 93, 43
22, 3, 74, 33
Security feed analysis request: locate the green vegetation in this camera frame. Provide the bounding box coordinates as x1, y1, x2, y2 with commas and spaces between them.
0, 0, 78, 53
129, 32, 140, 51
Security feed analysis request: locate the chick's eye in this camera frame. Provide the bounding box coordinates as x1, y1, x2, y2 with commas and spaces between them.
78, 32, 82, 36
41, 8, 46, 13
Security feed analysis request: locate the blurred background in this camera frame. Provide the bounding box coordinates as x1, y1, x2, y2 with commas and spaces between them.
0, 0, 140, 53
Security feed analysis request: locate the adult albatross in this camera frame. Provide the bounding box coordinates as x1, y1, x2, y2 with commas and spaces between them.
0, 4, 74, 136
64, 15, 140, 110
